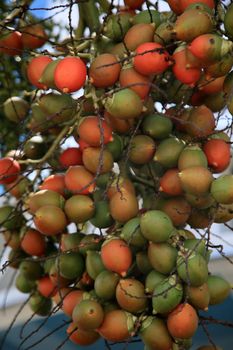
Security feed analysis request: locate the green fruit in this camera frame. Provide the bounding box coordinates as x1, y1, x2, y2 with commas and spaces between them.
39, 59, 60, 89
154, 21, 175, 45
72, 299, 104, 330
56, 252, 85, 280
79, 234, 102, 256
185, 192, 215, 209
132, 10, 161, 26
210, 175, 233, 204
94, 270, 120, 300
86, 250, 105, 280
16, 273, 36, 293
29, 292, 52, 316
207, 275, 231, 305
148, 242, 177, 275
19, 260, 43, 280
152, 275, 183, 314
177, 251, 209, 287
136, 251, 153, 275
121, 217, 147, 248
0, 205, 23, 230
61, 232, 85, 252
27, 189, 65, 214
224, 3, 233, 39
142, 113, 173, 140
178, 146, 208, 170
104, 13, 132, 41
8, 249, 27, 269
140, 317, 173, 350
96, 172, 112, 189
104, 89, 143, 120
154, 137, 186, 168
179, 166, 213, 195
106, 134, 124, 161
140, 210, 175, 243
90, 200, 113, 228
183, 239, 208, 259
38, 93, 76, 124
28, 103, 49, 132
3, 96, 29, 122
203, 91, 226, 112
145, 270, 167, 294
23, 135, 46, 159
64, 195, 95, 224
129, 135, 156, 165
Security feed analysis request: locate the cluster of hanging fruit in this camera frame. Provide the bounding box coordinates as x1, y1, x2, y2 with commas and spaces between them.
0, 0, 233, 349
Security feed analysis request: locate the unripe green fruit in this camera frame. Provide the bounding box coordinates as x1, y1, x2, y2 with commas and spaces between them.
154, 137, 186, 168
148, 242, 177, 275
19, 260, 43, 280
145, 270, 167, 294
224, 3, 233, 40
29, 292, 52, 316
72, 299, 104, 330
210, 175, 233, 204
56, 252, 85, 280
140, 317, 173, 350
0, 206, 24, 230
86, 250, 105, 280
94, 270, 120, 300
16, 273, 36, 293
120, 217, 147, 248
207, 275, 231, 305
3, 96, 29, 122
64, 195, 95, 224
142, 113, 173, 140
90, 200, 113, 228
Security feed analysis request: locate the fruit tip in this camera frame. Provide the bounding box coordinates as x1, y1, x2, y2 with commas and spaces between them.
62, 87, 69, 93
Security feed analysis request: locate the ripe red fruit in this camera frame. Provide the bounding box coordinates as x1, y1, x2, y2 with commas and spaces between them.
180, 0, 215, 11
0, 157, 20, 184
54, 56, 87, 93
89, 53, 121, 88
59, 148, 83, 168
0, 30, 22, 55
133, 42, 170, 76
64, 165, 96, 195
159, 168, 183, 196
21, 24, 47, 49
101, 238, 132, 276
39, 174, 66, 196
62, 289, 84, 316
167, 303, 199, 339
167, 0, 183, 14
119, 66, 150, 99
172, 46, 201, 86
21, 229, 46, 256
77, 116, 113, 147
67, 323, 100, 346
124, 0, 144, 9
203, 139, 231, 173
27, 56, 52, 89
37, 276, 57, 298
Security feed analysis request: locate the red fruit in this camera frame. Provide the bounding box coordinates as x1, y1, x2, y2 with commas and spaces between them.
167, 0, 183, 14
21, 24, 47, 49
37, 276, 57, 298
133, 42, 170, 76
124, 0, 144, 9
40, 174, 66, 196
180, 0, 215, 11
198, 75, 225, 94
77, 116, 113, 147
64, 165, 96, 195
97, 309, 132, 342
119, 66, 150, 99
21, 228, 46, 256
77, 139, 90, 152
54, 56, 86, 93
59, 148, 83, 168
167, 303, 199, 339
0, 30, 22, 56
67, 323, 99, 346
101, 238, 132, 276
0, 157, 20, 184
203, 139, 231, 173
62, 289, 84, 316
160, 168, 183, 196
172, 46, 201, 86
27, 56, 52, 89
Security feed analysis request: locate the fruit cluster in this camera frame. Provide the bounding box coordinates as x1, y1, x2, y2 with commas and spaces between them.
0, 0, 233, 349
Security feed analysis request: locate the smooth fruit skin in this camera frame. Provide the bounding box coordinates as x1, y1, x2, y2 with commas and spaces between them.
94, 270, 120, 300
65, 165, 95, 195
167, 303, 199, 339
29, 293, 52, 316
26, 189, 65, 214
34, 205, 67, 235
224, 3, 233, 39
159, 168, 183, 196
133, 42, 170, 76
140, 210, 175, 243
119, 66, 150, 99
177, 252, 209, 287
129, 135, 156, 165
40, 174, 66, 196
180, 0, 215, 11
56, 252, 85, 280
140, 316, 173, 350
101, 238, 132, 276
21, 229, 46, 256
64, 194, 95, 223
124, 23, 155, 51
82, 147, 114, 174
185, 283, 210, 310
89, 53, 121, 88
27, 56, 52, 89
186, 105, 215, 137
97, 309, 134, 342
148, 242, 177, 274
203, 139, 231, 173
37, 276, 57, 298
207, 275, 231, 305
0, 30, 22, 55
109, 189, 139, 223
210, 175, 233, 204
67, 323, 100, 346
78, 116, 113, 147
3, 96, 29, 122
62, 289, 84, 316
0, 157, 20, 184
54, 56, 86, 93
21, 24, 47, 49
59, 148, 83, 168
124, 0, 144, 9
179, 166, 213, 195
72, 299, 104, 331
